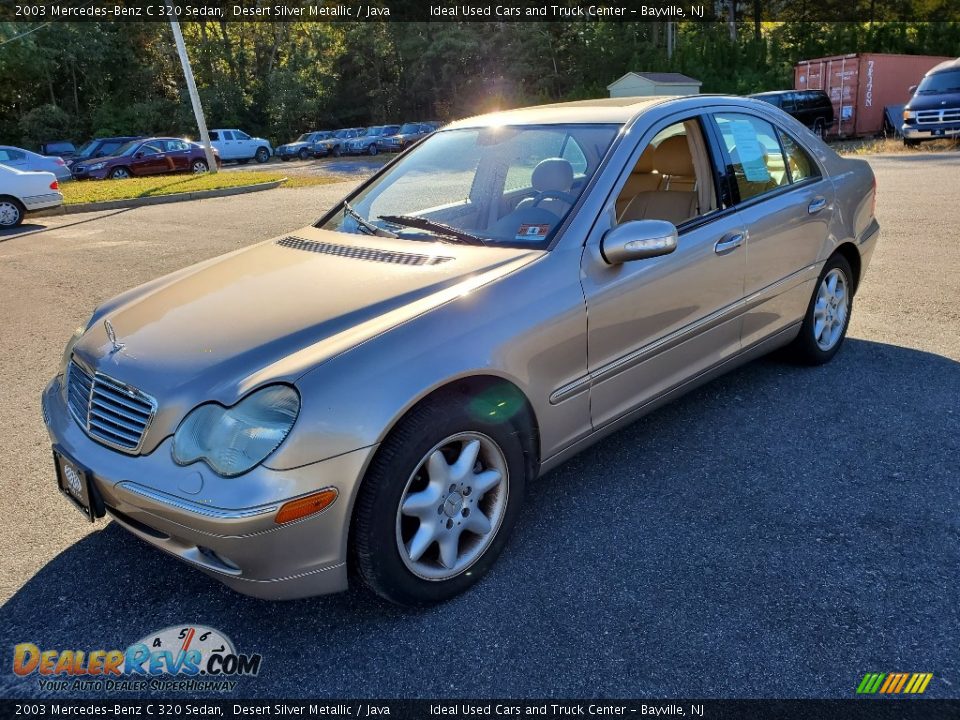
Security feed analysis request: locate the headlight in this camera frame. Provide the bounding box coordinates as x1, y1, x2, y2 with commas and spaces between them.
88, 162, 106, 171
60, 324, 86, 375
903, 110, 917, 120
172, 385, 300, 477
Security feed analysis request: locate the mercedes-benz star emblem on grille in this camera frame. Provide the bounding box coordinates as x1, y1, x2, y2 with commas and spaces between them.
104, 319, 125, 354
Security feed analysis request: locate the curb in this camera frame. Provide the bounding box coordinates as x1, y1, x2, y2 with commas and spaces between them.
51, 178, 287, 216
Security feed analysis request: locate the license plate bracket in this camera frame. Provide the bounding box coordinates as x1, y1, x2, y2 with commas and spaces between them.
53, 447, 103, 522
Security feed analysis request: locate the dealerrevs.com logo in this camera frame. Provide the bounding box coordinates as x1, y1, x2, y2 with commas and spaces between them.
12, 625, 261, 693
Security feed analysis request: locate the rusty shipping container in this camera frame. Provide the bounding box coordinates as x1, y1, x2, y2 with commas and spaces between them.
795, 53, 954, 138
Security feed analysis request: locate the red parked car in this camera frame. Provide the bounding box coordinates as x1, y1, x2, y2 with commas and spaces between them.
70, 137, 221, 180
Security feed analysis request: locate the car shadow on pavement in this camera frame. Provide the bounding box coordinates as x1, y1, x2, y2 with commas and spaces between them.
0, 223, 48, 240
1, 338, 958, 699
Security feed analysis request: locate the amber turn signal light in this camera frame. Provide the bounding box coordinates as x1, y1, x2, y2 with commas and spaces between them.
275, 488, 338, 524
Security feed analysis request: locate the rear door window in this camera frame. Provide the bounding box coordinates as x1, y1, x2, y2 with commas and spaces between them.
713, 113, 791, 201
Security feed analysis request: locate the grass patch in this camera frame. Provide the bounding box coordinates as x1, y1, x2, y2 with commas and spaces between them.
61, 171, 340, 206
834, 137, 960, 155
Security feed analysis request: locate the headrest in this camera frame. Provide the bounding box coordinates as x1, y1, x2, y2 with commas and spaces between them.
635, 146, 656, 174
532, 157, 574, 193
655, 135, 695, 177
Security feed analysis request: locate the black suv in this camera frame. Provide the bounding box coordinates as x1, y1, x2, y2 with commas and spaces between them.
750, 90, 835, 138
901, 58, 960, 146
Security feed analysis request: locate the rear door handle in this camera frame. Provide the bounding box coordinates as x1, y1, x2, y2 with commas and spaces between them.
808, 197, 827, 214
715, 232, 744, 255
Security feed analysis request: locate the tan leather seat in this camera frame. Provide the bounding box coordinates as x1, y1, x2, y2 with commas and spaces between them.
620, 135, 699, 225
615, 146, 659, 219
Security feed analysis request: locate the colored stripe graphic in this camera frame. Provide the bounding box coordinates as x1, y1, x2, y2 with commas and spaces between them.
857, 672, 933, 694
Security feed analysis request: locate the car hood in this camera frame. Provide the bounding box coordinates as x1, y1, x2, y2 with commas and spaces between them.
282, 141, 310, 149
72, 153, 125, 168
72, 226, 543, 448
906, 89, 960, 111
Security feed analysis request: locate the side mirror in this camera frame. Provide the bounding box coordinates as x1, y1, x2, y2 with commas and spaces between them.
600, 220, 678, 264
908, 84, 918, 95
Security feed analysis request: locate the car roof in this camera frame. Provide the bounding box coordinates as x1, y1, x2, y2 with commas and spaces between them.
927, 57, 960, 75
447, 95, 808, 129
447, 96, 679, 128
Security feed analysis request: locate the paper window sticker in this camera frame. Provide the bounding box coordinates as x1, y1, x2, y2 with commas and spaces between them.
729, 120, 772, 183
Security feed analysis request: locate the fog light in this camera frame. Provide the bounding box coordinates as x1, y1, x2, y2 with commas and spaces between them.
275, 488, 338, 524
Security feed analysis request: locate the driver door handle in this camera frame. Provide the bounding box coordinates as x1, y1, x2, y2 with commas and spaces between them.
715, 232, 744, 255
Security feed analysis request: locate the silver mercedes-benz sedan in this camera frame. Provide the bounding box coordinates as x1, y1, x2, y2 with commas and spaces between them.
43, 95, 879, 605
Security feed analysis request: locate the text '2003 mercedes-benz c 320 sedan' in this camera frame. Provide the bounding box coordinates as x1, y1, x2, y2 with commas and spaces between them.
43, 95, 879, 606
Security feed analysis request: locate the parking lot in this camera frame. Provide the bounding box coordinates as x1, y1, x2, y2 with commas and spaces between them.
0, 154, 957, 699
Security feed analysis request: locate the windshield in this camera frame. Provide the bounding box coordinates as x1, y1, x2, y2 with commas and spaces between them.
334, 130, 350, 138
398, 123, 420, 134
76, 141, 97, 158
295, 134, 311, 142
320, 124, 619, 249
917, 69, 960, 94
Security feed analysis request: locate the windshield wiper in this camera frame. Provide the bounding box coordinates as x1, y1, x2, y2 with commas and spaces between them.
342, 200, 397, 238
377, 214, 488, 246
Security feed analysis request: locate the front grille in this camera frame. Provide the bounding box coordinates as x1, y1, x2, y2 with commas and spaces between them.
277, 236, 452, 266
67, 360, 156, 453
917, 108, 960, 124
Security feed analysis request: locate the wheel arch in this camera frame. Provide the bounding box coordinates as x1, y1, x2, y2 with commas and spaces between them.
833, 242, 862, 295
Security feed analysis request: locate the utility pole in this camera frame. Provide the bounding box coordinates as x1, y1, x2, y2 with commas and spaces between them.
166, 4, 217, 173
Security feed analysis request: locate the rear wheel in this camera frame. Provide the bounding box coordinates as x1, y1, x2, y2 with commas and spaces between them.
191, 159, 208, 174
813, 119, 826, 140
109, 167, 131, 180
298, 148, 310, 160
0, 197, 25, 227
331, 146, 342, 158
368, 144, 379, 156
255, 147, 270, 163
784, 253, 853, 365
352, 397, 528, 606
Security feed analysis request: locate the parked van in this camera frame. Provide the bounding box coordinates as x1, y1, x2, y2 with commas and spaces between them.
901, 58, 960, 146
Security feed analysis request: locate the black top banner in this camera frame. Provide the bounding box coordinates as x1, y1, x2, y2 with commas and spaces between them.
2, 0, 960, 23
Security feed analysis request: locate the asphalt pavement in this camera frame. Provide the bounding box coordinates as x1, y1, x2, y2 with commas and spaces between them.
0, 155, 957, 700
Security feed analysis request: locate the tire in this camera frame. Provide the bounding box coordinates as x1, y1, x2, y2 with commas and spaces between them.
255, 147, 270, 163
109, 167, 131, 180
352, 395, 528, 606
368, 144, 379, 156
784, 253, 854, 365
331, 146, 341, 158
813, 119, 825, 140
298, 148, 310, 160
0, 196, 25, 227
191, 159, 208, 174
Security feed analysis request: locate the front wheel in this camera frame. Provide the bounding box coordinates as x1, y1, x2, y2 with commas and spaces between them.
191, 159, 208, 174
0, 197, 25, 227
255, 147, 270, 163
298, 148, 310, 160
331, 146, 342, 158
368, 144, 379, 156
109, 167, 131, 180
784, 253, 853, 365
352, 397, 528, 606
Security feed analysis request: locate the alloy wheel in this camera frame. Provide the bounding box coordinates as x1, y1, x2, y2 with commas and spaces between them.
813, 268, 849, 351
396, 432, 509, 581
0, 201, 21, 226
192, 160, 208, 173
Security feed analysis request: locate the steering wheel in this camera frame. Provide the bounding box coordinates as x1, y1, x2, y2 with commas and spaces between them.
530, 189, 577, 207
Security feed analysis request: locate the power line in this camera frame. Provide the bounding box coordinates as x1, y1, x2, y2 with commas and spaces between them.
0, 22, 53, 48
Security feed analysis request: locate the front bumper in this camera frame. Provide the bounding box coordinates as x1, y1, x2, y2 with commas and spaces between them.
901, 123, 960, 140
42, 375, 376, 599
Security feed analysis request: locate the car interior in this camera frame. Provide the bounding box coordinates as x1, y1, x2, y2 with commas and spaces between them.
614, 119, 717, 227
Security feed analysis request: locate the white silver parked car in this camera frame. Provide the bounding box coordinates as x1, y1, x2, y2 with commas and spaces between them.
0, 164, 63, 227
0, 145, 71, 181
208, 129, 273, 164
